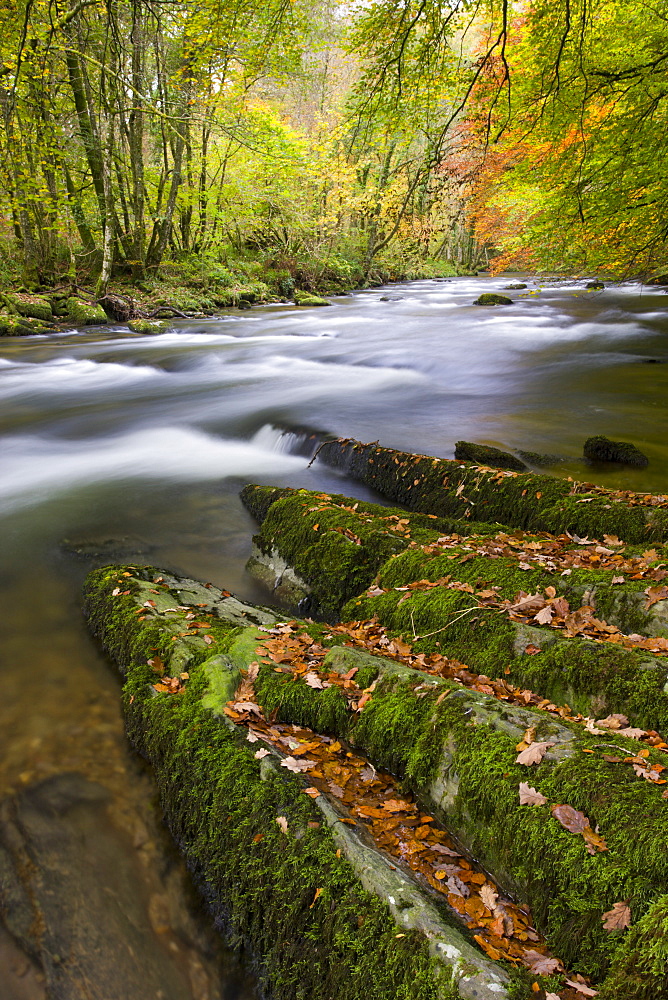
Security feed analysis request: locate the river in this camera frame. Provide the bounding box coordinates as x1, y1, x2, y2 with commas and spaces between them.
1, 274, 667, 998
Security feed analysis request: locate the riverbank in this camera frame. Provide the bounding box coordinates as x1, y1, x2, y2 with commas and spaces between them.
0, 253, 465, 335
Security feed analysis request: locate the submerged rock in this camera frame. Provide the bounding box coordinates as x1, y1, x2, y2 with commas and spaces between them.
516, 449, 566, 468
473, 293, 513, 305
583, 435, 649, 468
504, 283, 527, 290
454, 440, 528, 471
0, 774, 202, 1000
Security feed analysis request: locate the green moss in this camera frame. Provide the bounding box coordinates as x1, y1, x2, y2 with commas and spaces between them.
243, 486, 502, 618
316, 440, 668, 543
127, 318, 170, 334
8, 293, 53, 321
454, 442, 527, 472
346, 581, 668, 735
598, 895, 668, 999
85, 564, 668, 991
294, 289, 330, 306
66, 296, 108, 326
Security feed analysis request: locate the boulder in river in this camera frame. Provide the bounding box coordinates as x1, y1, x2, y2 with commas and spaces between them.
454, 440, 528, 471
294, 289, 330, 307
127, 318, 170, 334
473, 293, 512, 305
583, 435, 649, 468
585, 280, 605, 290
504, 283, 527, 290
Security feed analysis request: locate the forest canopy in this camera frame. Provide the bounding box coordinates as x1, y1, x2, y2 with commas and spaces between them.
0, 0, 665, 292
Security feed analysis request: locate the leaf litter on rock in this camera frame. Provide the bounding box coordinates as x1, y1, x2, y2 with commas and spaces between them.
223, 665, 599, 996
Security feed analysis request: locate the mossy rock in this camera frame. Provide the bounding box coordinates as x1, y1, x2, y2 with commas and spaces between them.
240, 485, 498, 619
516, 450, 565, 468
454, 441, 527, 472
8, 293, 53, 321
66, 297, 108, 326
504, 284, 527, 290
242, 484, 668, 734
473, 294, 512, 305
315, 438, 668, 543
82, 565, 515, 1000
294, 289, 330, 306
83, 564, 668, 992
0, 316, 43, 336
127, 319, 170, 334
583, 436, 649, 468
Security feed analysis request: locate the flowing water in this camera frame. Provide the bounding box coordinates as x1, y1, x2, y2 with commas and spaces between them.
1, 274, 667, 997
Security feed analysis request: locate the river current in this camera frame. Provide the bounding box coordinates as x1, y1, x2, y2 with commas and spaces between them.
1, 274, 667, 998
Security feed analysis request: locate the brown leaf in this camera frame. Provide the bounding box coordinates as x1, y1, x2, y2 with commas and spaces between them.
518, 782, 548, 806
523, 950, 562, 974
602, 901, 631, 931
303, 787, 321, 798
382, 798, 413, 813
595, 713, 628, 730
233, 701, 262, 716
564, 979, 598, 996
281, 756, 316, 773
551, 803, 588, 834
309, 887, 323, 908
304, 671, 325, 689
275, 816, 288, 834
516, 741, 554, 765
254, 748, 271, 760
479, 884, 498, 911
534, 605, 554, 625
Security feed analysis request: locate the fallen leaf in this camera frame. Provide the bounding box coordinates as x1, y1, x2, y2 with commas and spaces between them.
309, 887, 323, 908
276, 816, 288, 834
281, 756, 316, 773
564, 979, 598, 996
551, 803, 589, 835
523, 950, 562, 974
602, 900, 631, 931
254, 748, 271, 760
534, 605, 554, 625
304, 671, 325, 689
303, 787, 321, 798
480, 884, 498, 910
516, 741, 554, 765
519, 783, 548, 806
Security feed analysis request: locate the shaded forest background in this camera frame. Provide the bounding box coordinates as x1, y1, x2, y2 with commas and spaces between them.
0, 0, 666, 297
